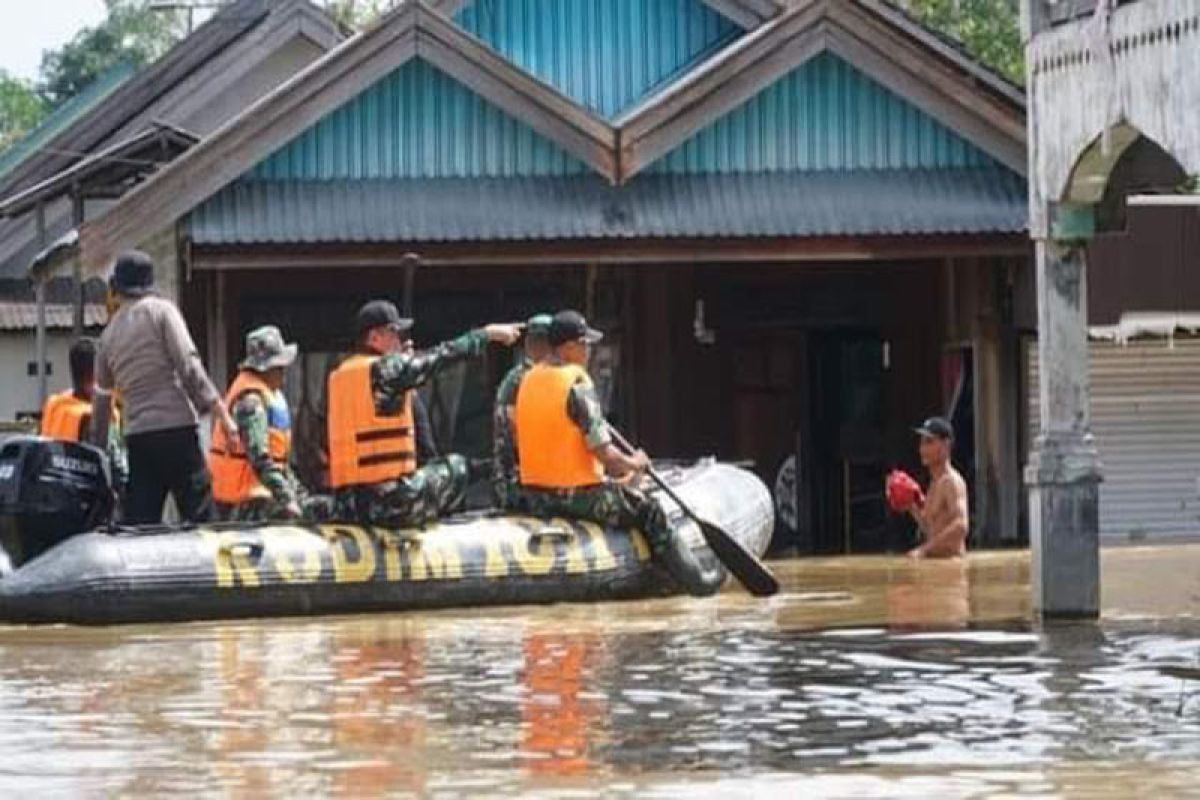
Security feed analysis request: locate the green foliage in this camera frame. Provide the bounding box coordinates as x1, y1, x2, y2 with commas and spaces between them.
0, 71, 48, 154
906, 0, 1025, 85
323, 0, 396, 30
38, 0, 188, 107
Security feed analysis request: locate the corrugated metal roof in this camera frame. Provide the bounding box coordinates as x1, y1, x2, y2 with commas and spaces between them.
0, 64, 136, 184
455, 0, 741, 119
191, 167, 1027, 244
0, 303, 107, 332
252, 60, 590, 181
648, 52, 1000, 175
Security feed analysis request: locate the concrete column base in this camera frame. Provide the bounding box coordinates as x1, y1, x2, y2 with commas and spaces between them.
1025, 433, 1103, 618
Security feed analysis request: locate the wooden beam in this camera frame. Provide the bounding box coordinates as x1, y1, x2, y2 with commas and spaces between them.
617, 0, 1027, 182
822, 16, 1025, 174
700, 0, 767, 29
853, 0, 1025, 108
191, 234, 1029, 271
617, 1, 828, 181
416, 10, 616, 177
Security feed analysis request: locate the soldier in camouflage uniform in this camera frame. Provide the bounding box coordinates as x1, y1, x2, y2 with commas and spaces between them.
512, 311, 721, 596
329, 300, 522, 528
210, 326, 309, 522
491, 313, 553, 509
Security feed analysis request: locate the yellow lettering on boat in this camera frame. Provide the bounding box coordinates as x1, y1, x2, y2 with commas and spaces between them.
409, 540, 464, 581
321, 525, 377, 583
207, 531, 262, 589
560, 520, 589, 575
580, 521, 617, 571
513, 530, 557, 577
379, 529, 405, 581
481, 535, 510, 578
272, 529, 323, 584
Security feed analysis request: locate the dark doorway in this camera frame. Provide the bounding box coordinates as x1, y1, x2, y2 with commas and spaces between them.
809, 331, 888, 553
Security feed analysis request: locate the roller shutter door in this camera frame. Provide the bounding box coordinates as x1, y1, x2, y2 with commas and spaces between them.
1027, 337, 1200, 542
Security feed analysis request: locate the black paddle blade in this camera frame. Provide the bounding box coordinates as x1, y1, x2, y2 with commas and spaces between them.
696, 518, 780, 597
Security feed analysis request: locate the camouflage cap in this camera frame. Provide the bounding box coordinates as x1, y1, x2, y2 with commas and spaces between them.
240, 325, 298, 373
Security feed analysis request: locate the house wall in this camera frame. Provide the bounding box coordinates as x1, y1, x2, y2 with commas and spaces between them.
0, 332, 84, 421
191, 253, 1021, 553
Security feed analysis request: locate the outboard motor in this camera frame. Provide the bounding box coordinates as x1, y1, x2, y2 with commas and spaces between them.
0, 436, 113, 575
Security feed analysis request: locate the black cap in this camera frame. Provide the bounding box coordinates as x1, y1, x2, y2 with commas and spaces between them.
549, 310, 603, 347
355, 300, 413, 336
914, 417, 954, 441
108, 251, 156, 297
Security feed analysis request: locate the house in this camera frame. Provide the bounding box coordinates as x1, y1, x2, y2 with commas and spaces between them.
0, 0, 342, 419
79, 0, 1031, 554
1023, 0, 1200, 614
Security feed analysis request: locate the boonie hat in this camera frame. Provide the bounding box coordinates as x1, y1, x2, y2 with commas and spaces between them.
548, 310, 603, 347
241, 325, 298, 372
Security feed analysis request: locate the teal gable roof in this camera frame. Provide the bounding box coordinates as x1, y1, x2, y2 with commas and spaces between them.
647, 52, 1004, 175
250, 59, 589, 181
455, 0, 740, 119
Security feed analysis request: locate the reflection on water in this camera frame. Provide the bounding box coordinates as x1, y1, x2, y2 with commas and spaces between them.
0, 548, 1198, 797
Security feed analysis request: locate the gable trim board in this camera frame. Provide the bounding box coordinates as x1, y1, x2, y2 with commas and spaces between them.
80, 0, 1026, 272
434, 0, 784, 29
616, 0, 1025, 180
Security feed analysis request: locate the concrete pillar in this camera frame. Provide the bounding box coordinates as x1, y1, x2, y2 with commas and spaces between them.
1024, 238, 1103, 618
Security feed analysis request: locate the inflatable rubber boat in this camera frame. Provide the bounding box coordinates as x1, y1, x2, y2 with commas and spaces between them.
0, 437, 773, 625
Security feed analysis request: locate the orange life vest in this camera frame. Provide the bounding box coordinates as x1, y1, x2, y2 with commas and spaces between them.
40, 391, 90, 442
327, 354, 416, 489
515, 363, 604, 489
209, 371, 293, 505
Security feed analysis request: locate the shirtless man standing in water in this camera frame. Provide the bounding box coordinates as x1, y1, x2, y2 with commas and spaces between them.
907, 417, 969, 559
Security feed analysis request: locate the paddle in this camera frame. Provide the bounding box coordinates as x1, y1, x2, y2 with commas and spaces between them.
610, 428, 780, 598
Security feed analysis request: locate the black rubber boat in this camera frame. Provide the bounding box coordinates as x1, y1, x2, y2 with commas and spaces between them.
0, 437, 773, 625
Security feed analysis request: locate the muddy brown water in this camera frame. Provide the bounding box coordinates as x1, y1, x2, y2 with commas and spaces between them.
1, 547, 1199, 798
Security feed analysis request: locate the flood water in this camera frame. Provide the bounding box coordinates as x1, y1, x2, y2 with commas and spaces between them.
1, 546, 1199, 798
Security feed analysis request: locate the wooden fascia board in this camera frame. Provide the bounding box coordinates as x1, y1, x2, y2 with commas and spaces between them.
618, 0, 1027, 181
415, 8, 617, 179
80, 8, 422, 272
823, 4, 1026, 174
700, 0, 769, 29
429, 0, 469, 15
191, 234, 1029, 270
617, 1, 828, 181
852, 0, 1025, 108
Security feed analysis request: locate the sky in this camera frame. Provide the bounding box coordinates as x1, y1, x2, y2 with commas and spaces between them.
0, 0, 109, 82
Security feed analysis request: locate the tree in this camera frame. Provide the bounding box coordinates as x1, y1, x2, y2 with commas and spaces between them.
38, 0, 188, 107
323, 0, 397, 30
905, 0, 1024, 85
0, 72, 48, 154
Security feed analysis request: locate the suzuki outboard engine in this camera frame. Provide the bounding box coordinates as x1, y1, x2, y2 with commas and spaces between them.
0, 436, 113, 575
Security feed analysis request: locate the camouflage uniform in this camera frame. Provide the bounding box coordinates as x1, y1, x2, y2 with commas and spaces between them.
215, 392, 307, 523
333, 330, 488, 528
511, 367, 672, 555
491, 357, 530, 510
